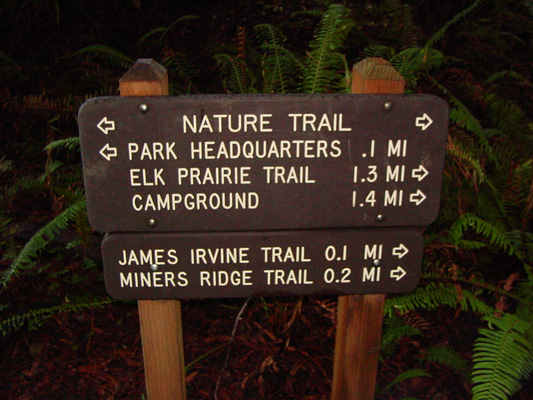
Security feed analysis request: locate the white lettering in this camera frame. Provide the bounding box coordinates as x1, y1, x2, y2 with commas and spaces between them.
199, 270, 253, 286
177, 166, 251, 185
263, 269, 313, 285
190, 140, 342, 160
183, 114, 273, 133
263, 166, 316, 184
191, 247, 250, 265
261, 246, 311, 263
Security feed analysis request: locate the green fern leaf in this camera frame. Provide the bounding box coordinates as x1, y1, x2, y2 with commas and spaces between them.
0, 297, 115, 336
472, 314, 533, 400
380, 369, 431, 394
302, 4, 354, 93
214, 53, 257, 94
424, 0, 486, 49
363, 44, 396, 60
450, 213, 519, 257
381, 313, 422, 358
44, 137, 80, 152
447, 136, 486, 185
74, 44, 134, 69
162, 51, 199, 94
1, 199, 87, 289
386, 282, 494, 317
391, 47, 445, 86
139, 15, 197, 43
254, 24, 301, 94
426, 345, 472, 382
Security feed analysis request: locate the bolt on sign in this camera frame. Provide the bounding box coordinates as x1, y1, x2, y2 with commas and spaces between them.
79, 94, 448, 233
102, 229, 423, 299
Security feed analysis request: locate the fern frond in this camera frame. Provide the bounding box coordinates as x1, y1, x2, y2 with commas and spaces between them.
302, 4, 354, 93
214, 53, 257, 94
380, 369, 431, 394
8, 93, 83, 117
386, 0, 420, 49
486, 70, 529, 83
254, 24, 301, 94
425, 345, 472, 382
431, 78, 498, 165
363, 44, 396, 60
482, 92, 525, 136
450, 213, 518, 256
422, 269, 533, 314
381, 313, 422, 358
44, 137, 80, 152
1, 199, 87, 289
447, 136, 486, 185
139, 15, 197, 43
472, 313, 533, 400
161, 48, 199, 94
0, 297, 115, 337
424, 0, 486, 49
386, 282, 494, 317
391, 47, 445, 86
74, 44, 134, 69
291, 10, 324, 19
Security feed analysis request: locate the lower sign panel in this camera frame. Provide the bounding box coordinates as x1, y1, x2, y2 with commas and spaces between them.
102, 229, 423, 300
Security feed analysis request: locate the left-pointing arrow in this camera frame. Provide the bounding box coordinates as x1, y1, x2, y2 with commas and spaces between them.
409, 190, 426, 206
97, 117, 115, 135
99, 144, 118, 161
390, 266, 406, 281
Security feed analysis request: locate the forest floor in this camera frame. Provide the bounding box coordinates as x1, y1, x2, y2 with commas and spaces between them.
2, 250, 529, 400
0, 278, 478, 399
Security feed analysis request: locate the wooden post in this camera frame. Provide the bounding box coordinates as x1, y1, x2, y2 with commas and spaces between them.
119, 59, 186, 400
331, 58, 405, 400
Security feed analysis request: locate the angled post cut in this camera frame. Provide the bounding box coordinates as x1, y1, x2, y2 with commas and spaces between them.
331, 57, 405, 400
120, 59, 186, 400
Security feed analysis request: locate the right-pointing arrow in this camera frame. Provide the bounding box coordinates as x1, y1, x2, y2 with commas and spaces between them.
412, 165, 429, 181
415, 113, 433, 131
390, 266, 407, 281
409, 190, 426, 206
99, 143, 118, 161
392, 244, 409, 259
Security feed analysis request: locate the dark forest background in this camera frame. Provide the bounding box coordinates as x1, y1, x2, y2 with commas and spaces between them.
1, 1, 532, 399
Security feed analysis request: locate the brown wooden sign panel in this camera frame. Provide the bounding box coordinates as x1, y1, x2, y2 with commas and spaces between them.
79, 94, 448, 232
102, 229, 423, 300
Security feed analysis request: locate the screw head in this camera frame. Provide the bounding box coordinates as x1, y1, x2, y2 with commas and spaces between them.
140, 104, 149, 113
376, 214, 385, 222
148, 218, 156, 226
150, 264, 158, 271
373, 259, 381, 267
383, 102, 392, 111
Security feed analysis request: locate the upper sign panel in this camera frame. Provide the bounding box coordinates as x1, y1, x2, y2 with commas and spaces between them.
79, 94, 448, 232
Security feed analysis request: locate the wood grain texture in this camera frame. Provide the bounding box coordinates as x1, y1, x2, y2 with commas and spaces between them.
119, 58, 169, 96
137, 300, 186, 400
120, 59, 185, 400
352, 57, 405, 94
331, 57, 405, 400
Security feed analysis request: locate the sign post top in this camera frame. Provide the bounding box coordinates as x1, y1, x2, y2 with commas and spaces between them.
119, 59, 168, 97
353, 57, 405, 94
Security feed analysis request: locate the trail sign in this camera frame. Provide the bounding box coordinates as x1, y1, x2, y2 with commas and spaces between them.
102, 229, 423, 300
79, 94, 448, 232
